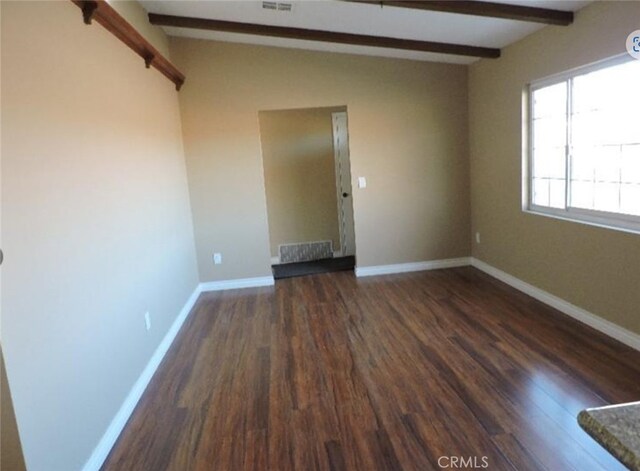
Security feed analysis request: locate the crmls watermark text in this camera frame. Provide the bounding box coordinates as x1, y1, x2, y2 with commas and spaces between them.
438, 456, 489, 469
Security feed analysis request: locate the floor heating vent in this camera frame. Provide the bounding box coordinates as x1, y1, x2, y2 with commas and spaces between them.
279, 241, 333, 264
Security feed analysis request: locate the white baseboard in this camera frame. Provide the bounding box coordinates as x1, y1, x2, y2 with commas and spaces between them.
199, 276, 275, 292
82, 274, 275, 470
355, 257, 471, 277
82, 284, 202, 471
354, 255, 640, 351
471, 258, 640, 352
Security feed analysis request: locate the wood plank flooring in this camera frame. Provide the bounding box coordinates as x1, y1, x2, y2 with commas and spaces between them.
102, 267, 640, 471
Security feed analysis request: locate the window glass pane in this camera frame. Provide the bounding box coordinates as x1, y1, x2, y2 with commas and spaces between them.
533, 82, 567, 119
571, 146, 596, 181
532, 178, 550, 207
594, 148, 621, 182
531, 82, 567, 209
621, 144, 640, 184
571, 146, 619, 183
573, 61, 640, 118
569, 60, 640, 217
571, 181, 593, 209
533, 146, 565, 179
533, 116, 567, 148
549, 179, 566, 209
593, 182, 620, 213
572, 107, 638, 147
620, 184, 640, 216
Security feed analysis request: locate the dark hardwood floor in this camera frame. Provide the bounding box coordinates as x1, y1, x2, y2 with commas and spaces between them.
102, 267, 640, 471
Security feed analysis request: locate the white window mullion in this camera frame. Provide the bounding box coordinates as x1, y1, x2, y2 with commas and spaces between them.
565, 77, 573, 212
528, 86, 535, 210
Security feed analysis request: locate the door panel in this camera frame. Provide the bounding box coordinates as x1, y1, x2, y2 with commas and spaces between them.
332, 112, 356, 257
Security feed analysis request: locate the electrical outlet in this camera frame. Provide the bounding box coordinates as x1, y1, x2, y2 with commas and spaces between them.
475, 232, 481, 244
213, 252, 222, 265
144, 311, 151, 331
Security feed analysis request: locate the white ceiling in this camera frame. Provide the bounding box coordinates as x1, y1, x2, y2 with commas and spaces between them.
140, 0, 591, 65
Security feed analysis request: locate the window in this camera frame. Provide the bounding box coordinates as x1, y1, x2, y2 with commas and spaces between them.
527, 57, 640, 232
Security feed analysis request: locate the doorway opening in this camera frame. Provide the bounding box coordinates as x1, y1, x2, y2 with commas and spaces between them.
258, 106, 356, 279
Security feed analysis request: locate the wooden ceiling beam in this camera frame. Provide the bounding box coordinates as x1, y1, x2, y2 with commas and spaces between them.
148, 13, 501, 59
346, 1, 573, 26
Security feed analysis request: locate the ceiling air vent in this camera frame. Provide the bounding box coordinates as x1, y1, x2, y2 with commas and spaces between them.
262, 1, 293, 12
277, 2, 293, 12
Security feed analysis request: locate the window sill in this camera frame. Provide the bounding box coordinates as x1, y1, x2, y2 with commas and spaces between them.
523, 207, 640, 237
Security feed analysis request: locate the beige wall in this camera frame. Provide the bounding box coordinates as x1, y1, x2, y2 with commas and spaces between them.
1, 2, 198, 469
469, 1, 640, 335
259, 107, 344, 258
172, 39, 471, 281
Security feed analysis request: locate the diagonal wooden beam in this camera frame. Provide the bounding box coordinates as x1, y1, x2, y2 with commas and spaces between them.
346, 1, 573, 26
148, 13, 501, 59
71, 0, 185, 90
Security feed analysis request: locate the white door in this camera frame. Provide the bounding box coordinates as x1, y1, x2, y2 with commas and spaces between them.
331, 112, 356, 257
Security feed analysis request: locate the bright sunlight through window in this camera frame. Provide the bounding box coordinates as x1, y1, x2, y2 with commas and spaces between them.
528, 57, 640, 232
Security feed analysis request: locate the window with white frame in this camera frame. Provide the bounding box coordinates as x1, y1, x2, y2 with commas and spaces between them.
527, 57, 640, 232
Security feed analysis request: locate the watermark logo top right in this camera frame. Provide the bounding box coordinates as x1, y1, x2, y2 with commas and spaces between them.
627, 30, 640, 60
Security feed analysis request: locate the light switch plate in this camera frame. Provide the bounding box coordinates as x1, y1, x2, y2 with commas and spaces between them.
358, 177, 367, 189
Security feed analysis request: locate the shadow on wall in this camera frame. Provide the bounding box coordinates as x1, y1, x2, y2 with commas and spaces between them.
1, 347, 27, 471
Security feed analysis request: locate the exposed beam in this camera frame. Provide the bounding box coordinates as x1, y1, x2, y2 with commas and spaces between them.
346, 1, 573, 26
148, 13, 501, 59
